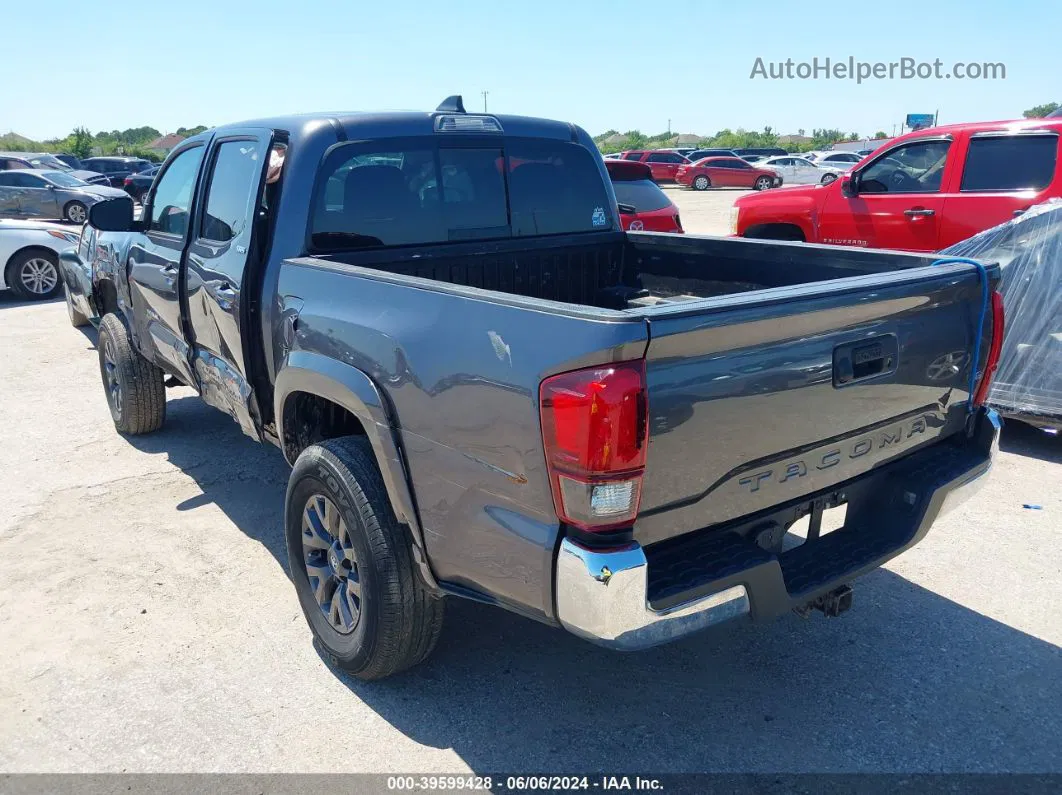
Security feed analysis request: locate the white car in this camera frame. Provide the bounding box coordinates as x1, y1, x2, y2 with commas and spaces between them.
816, 151, 865, 166
760, 156, 847, 185
0, 219, 80, 300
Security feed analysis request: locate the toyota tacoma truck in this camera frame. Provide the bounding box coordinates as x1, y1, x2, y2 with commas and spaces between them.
61, 97, 1003, 680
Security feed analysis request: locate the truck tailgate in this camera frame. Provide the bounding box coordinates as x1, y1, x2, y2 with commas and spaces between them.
634, 263, 994, 548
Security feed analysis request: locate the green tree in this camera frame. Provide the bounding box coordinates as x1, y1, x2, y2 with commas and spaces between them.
176, 125, 208, 137
1023, 102, 1059, 118
70, 127, 94, 159
874, 131, 888, 139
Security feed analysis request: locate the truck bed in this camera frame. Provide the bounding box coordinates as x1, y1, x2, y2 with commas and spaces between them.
280, 233, 996, 615
312, 230, 948, 311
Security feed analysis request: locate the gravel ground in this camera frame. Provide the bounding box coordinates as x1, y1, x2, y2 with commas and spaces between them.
666, 184, 751, 236
0, 248, 1059, 774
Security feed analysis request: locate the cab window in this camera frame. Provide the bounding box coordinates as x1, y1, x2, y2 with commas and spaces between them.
148, 147, 205, 236
311, 137, 612, 251
200, 140, 266, 243
858, 140, 951, 194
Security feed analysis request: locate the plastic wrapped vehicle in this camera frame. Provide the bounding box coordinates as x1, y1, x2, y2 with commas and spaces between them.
942, 199, 1062, 427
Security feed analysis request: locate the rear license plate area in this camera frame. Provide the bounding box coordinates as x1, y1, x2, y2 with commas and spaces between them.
783, 499, 848, 552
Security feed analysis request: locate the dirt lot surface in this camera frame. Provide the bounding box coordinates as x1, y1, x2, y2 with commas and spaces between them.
666, 184, 750, 236
0, 240, 1059, 774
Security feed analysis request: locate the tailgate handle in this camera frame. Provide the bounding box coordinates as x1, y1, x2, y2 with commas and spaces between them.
834, 335, 898, 387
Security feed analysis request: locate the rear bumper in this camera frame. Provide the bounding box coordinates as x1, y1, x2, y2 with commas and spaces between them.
555, 408, 999, 650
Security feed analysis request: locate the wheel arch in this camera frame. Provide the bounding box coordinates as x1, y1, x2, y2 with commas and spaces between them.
274, 351, 438, 591
742, 222, 807, 241
4, 244, 56, 274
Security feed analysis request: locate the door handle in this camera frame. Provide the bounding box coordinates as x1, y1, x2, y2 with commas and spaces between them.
904, 208, 935, 218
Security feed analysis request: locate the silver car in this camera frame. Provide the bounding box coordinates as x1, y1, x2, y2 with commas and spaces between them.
0, 218, 80, 300
0, 169, 128, 223
13, 151, 110, 186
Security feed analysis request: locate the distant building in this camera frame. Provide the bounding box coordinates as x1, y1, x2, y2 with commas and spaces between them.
673, 133, 701, 146
603, 133, 628, 146
145, 133, 186, 156
778, 134, 813, 146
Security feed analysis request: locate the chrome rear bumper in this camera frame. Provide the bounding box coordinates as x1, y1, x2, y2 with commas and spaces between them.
555, 409, 1000, 651
555, 540, 750, 650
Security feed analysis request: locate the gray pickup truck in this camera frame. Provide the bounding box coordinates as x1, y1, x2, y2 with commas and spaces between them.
61, 97, 1003, 680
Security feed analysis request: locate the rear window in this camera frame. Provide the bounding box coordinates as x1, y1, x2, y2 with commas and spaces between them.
611, 179, 672, 212
311, 137, 613, 251
960, 134, 1057, 192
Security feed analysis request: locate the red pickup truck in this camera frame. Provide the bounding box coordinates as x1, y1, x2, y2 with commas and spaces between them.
732, 119, 1062, 251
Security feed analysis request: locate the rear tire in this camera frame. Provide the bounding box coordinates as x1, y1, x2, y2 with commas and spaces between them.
64, 201, 88, 224
692, 175, 711, 191
97, 313, 166, 435
286, 436, 445, 681
7, 249, 61, 300
65, 284, 89, 327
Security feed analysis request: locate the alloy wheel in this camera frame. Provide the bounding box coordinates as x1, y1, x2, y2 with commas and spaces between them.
20, 258, 58, 295
302, 494, 362, 634
102, 337, 122, 415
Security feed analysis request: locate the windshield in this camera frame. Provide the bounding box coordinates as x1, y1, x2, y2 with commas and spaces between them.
30, 155, 69, 170
612, 179, 672, 212
43, 171, 90, 188
311, 137, 613, 251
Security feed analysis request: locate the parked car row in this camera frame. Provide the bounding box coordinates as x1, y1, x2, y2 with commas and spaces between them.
0, 153, 158, 223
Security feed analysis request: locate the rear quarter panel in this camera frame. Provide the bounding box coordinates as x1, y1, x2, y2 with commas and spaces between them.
275, 260, 648, 621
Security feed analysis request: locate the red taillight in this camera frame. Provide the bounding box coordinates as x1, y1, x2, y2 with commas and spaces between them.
539, 360, 648, 531
973, 290, 1005, 407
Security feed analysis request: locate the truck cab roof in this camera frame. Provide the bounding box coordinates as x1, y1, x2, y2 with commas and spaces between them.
184, 110, 583, 151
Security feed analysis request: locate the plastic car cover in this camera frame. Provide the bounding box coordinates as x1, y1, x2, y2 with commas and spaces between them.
940, 199, 1062, 424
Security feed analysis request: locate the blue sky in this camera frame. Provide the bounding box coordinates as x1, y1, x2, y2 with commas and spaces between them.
3, 0, 1058, 141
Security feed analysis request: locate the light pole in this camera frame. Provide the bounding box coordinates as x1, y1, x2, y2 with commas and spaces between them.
481, 91, 489, 112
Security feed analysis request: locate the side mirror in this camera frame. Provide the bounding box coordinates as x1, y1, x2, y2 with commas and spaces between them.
617, 202, 637, 215
840, 174, 857, 197
87, 197, 137, 232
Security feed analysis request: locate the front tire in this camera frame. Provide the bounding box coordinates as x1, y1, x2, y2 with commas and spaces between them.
821, 172, 838, 184
754, 176, 773, 191
65, 284, 89, 327
692, 175, 711, 191
7, 249, 60, 300
64, 201, 88, 224
286, 436, 445, 681
97, 313, 166, 434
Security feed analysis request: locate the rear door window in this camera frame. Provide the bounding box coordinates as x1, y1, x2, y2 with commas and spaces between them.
611, 179, 672, 212
310, 137, 612, 250
200, 140, 266, 243
960, 134, 1057, 191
